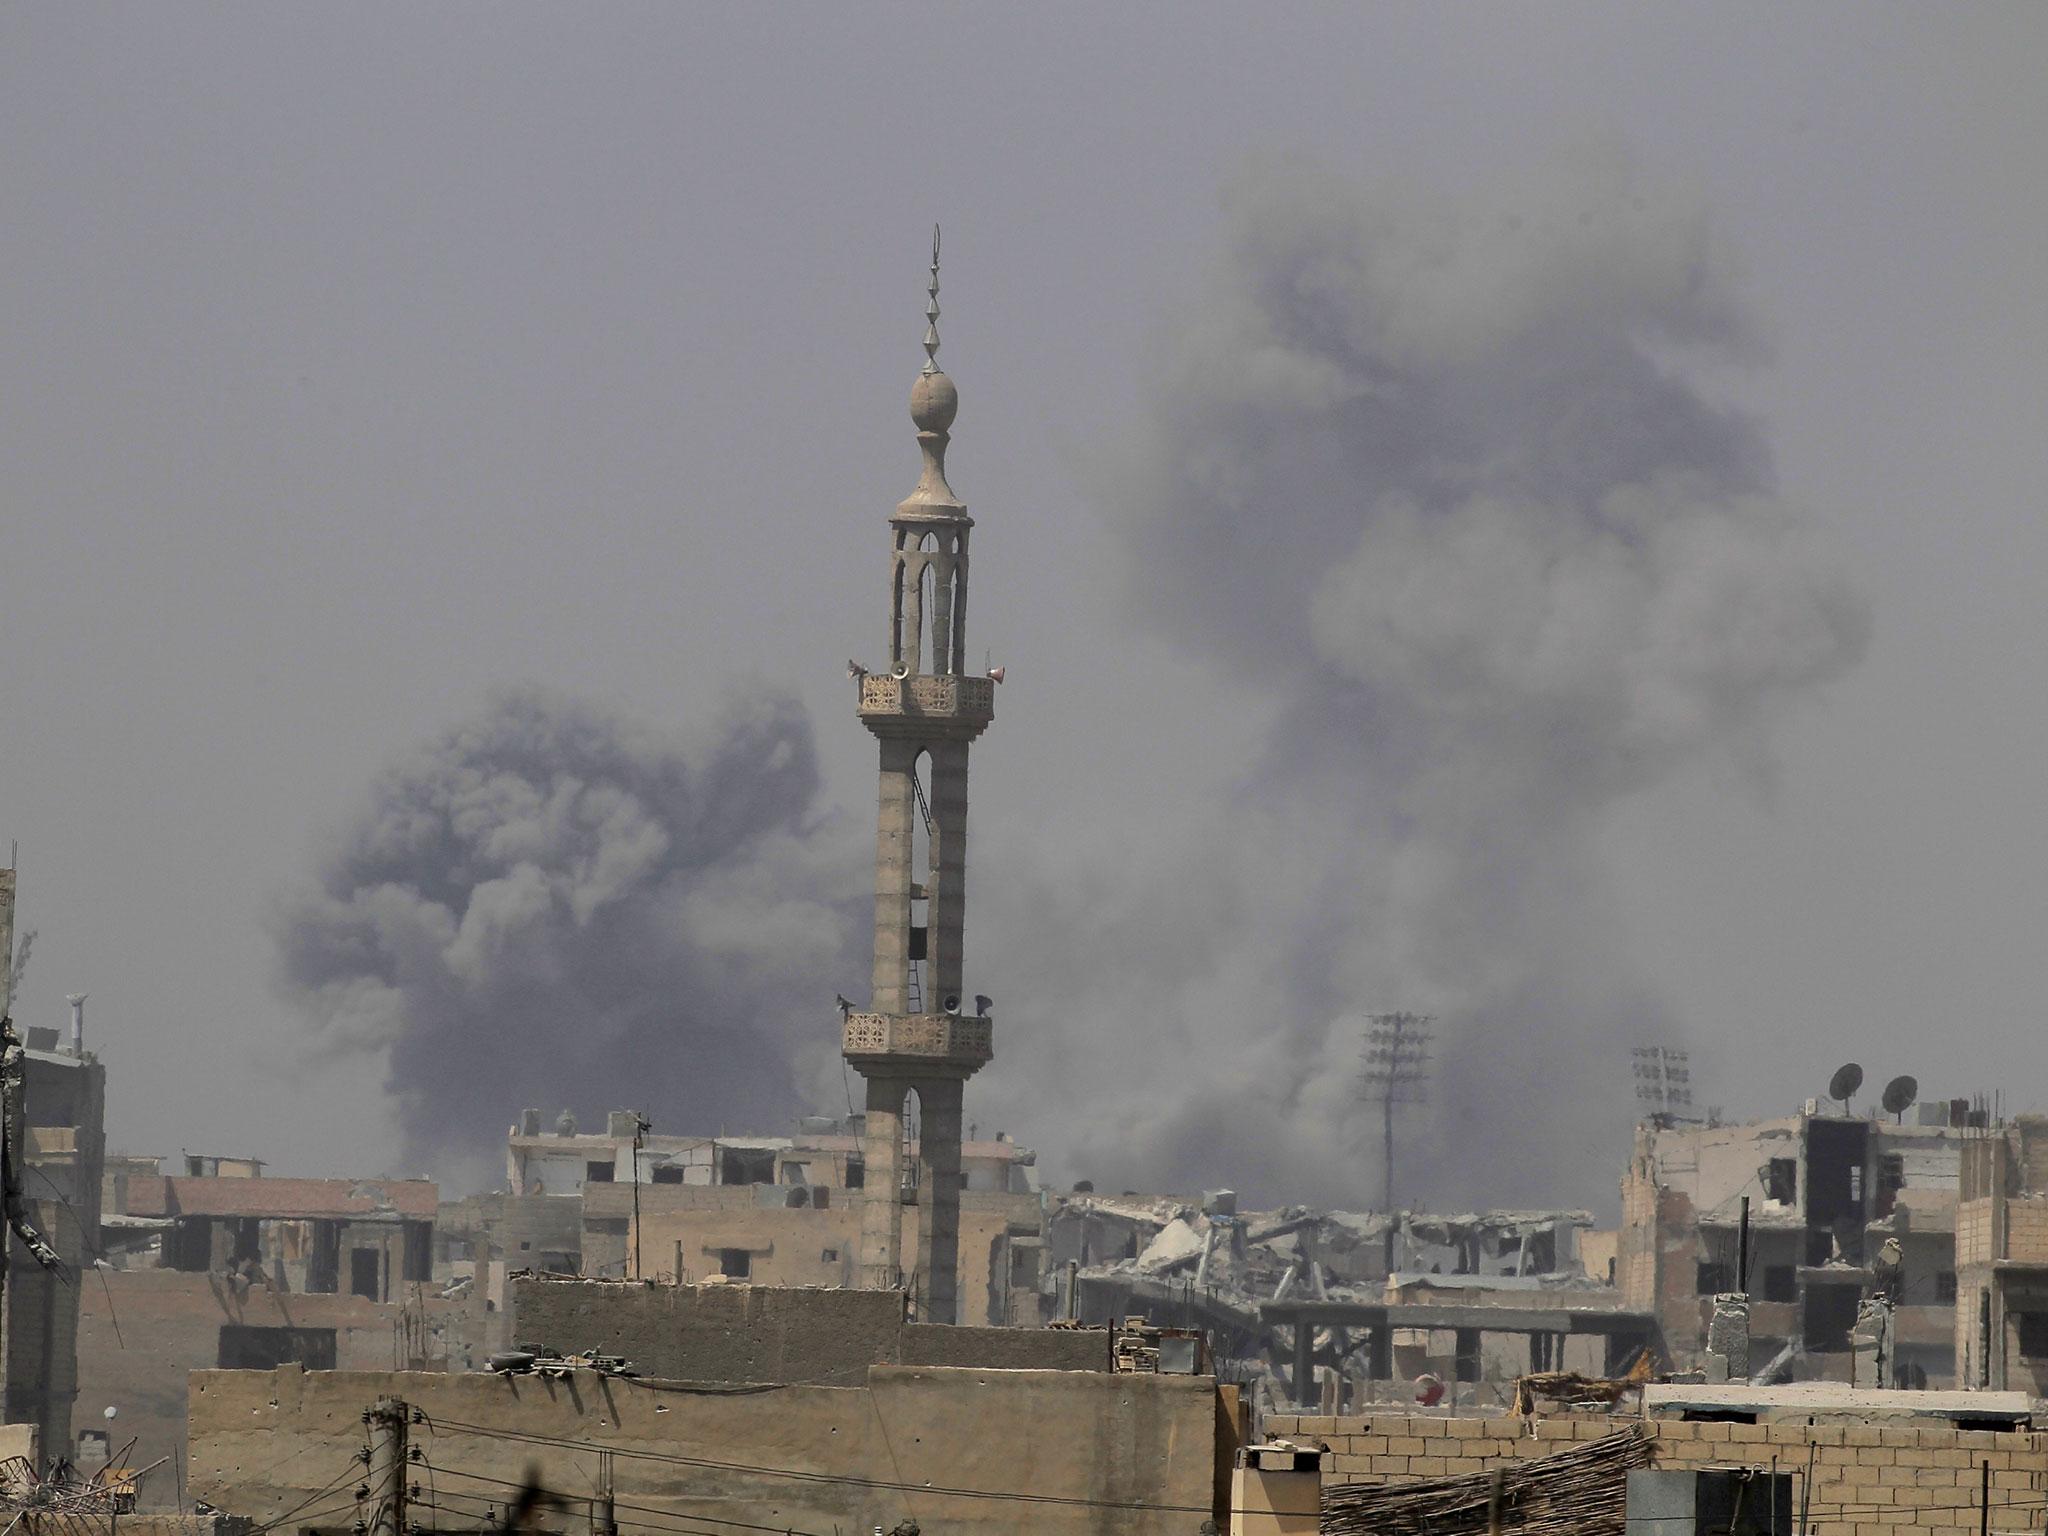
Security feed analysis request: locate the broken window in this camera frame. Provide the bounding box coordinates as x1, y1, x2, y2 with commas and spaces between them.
2017, 1313, 2048, 1359
1525, 1230, 1556, 1273
585, 1161, 615, 1183
539, 1250, 577, 1274
403, 1221, 432, 1283
1936, 1271, 1958, 1304
307, 1222, 340, 1295
821, 1248, 839, 1263
1875, 1154, 1905, 1217
1802, 1281, 1861, 1352
1765, 1158, 1797, 1204
166, 1219, 213, 1273
718, 1148, 776, 1186
1697, 1261, 1734, 1295
349, 1248, 381, 1300
810, 1187, 830, 1210
718, 1248, 752, 1279
1804, 1119, 1870, 1228
844, 1159, 865, 1189
1762, 1266, 1797, 1303
651, 1165, 685, 1185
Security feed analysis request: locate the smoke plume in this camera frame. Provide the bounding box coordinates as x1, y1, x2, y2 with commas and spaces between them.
980, 148, 1868, 1209
274, 684, 862, 1185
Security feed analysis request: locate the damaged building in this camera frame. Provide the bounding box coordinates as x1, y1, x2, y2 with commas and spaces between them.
1619, 1097, 1979, 1386
1955, 1115, 2048, 1391
1046, 1192, 1649, 1411
74, 1156, 485, 1506
433, 1109, 1045, 1326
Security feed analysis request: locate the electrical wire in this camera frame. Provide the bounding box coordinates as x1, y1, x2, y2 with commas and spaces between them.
427, 1417, 1215, 1515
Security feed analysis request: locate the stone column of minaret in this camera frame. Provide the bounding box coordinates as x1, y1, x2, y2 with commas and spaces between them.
842, 229, 995, 1326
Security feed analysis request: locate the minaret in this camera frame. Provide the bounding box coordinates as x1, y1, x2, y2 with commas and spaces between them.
842, 229, 994, 1325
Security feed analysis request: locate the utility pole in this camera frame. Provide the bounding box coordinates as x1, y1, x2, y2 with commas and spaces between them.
592, 1449, 617, 1536
630, 1114, 650, 1281
362, 1398, 408, 1536
1361, 1013, 1432, 1270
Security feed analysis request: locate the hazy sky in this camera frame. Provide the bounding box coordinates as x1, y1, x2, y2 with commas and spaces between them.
2, 6, 2043, 1207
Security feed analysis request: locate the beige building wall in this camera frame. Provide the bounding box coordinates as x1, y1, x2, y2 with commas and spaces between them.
76, 1269, 482, 1509
624, 1185, 1040, 1325
191, 1364, 1222, 1536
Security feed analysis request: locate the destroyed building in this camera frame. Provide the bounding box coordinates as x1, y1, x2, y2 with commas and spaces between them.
1955, 1114, 2048, 1391
1047, 1192, 1649, 1411
1619, 1097, 1976, 1386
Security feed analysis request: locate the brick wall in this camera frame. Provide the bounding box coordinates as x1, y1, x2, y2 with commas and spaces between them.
1265, 1412, 2048, 1536
2006, 1203, 2048, 1264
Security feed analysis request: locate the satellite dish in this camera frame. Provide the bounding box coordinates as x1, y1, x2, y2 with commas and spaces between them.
1828, 1063, 1864, 1111
1882, 1075, 1920, 1122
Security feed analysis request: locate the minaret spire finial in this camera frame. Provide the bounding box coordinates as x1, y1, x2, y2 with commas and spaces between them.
922, 224, 942, 375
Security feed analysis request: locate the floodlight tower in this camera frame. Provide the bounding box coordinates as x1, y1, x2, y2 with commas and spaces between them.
1361, 1012, 1433, 1218
1632, 1045, 1694, 1127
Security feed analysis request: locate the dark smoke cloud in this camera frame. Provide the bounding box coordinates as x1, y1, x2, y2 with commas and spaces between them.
981, 147, 1868, 1210
274, 684, 863, 1187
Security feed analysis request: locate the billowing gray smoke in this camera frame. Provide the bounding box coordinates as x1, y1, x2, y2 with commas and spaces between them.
981, 150, 1869, 1210
274, 684, 862, 1185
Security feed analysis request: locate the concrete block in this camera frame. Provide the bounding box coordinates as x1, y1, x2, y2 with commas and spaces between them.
1728, 1423, 1767, 1443
1881, 1428, 1924, 1448
1387, 1437, 1427, 1456
1847, 1426, 1884, 1446
1410, 1457, 1448, 1476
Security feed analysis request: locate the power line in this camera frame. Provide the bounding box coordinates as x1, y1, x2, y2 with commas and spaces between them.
426, 1418, 1215, 1515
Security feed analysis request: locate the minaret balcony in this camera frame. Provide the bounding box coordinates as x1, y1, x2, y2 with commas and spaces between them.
858, 673, 994, 737
843, 1010, 993, 1069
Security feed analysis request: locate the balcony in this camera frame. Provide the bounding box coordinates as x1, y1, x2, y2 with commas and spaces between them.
843, 1011, 993, 1069
857, 673, 994, 738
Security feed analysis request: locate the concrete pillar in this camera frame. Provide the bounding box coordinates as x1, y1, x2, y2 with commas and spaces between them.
859, 1076, 906, 1292
871, 740, 917, 1014
918, 1077, 964, 1325
926, 741, 970, 1004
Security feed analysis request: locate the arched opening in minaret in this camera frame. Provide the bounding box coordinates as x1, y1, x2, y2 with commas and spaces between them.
916, 531, 939, 674
908, 748, 933, 1012
899, 1085, 923, 1208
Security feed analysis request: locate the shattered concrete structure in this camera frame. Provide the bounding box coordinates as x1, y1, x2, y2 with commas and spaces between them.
1619, 1102, 1973, 1385
1047, 1194, 1646, 1410
1955, 1115, 2048, 1390
841, 244, 997, 1326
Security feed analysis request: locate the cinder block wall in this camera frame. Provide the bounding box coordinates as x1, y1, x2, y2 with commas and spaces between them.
1267, 1413, 2048, 1536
